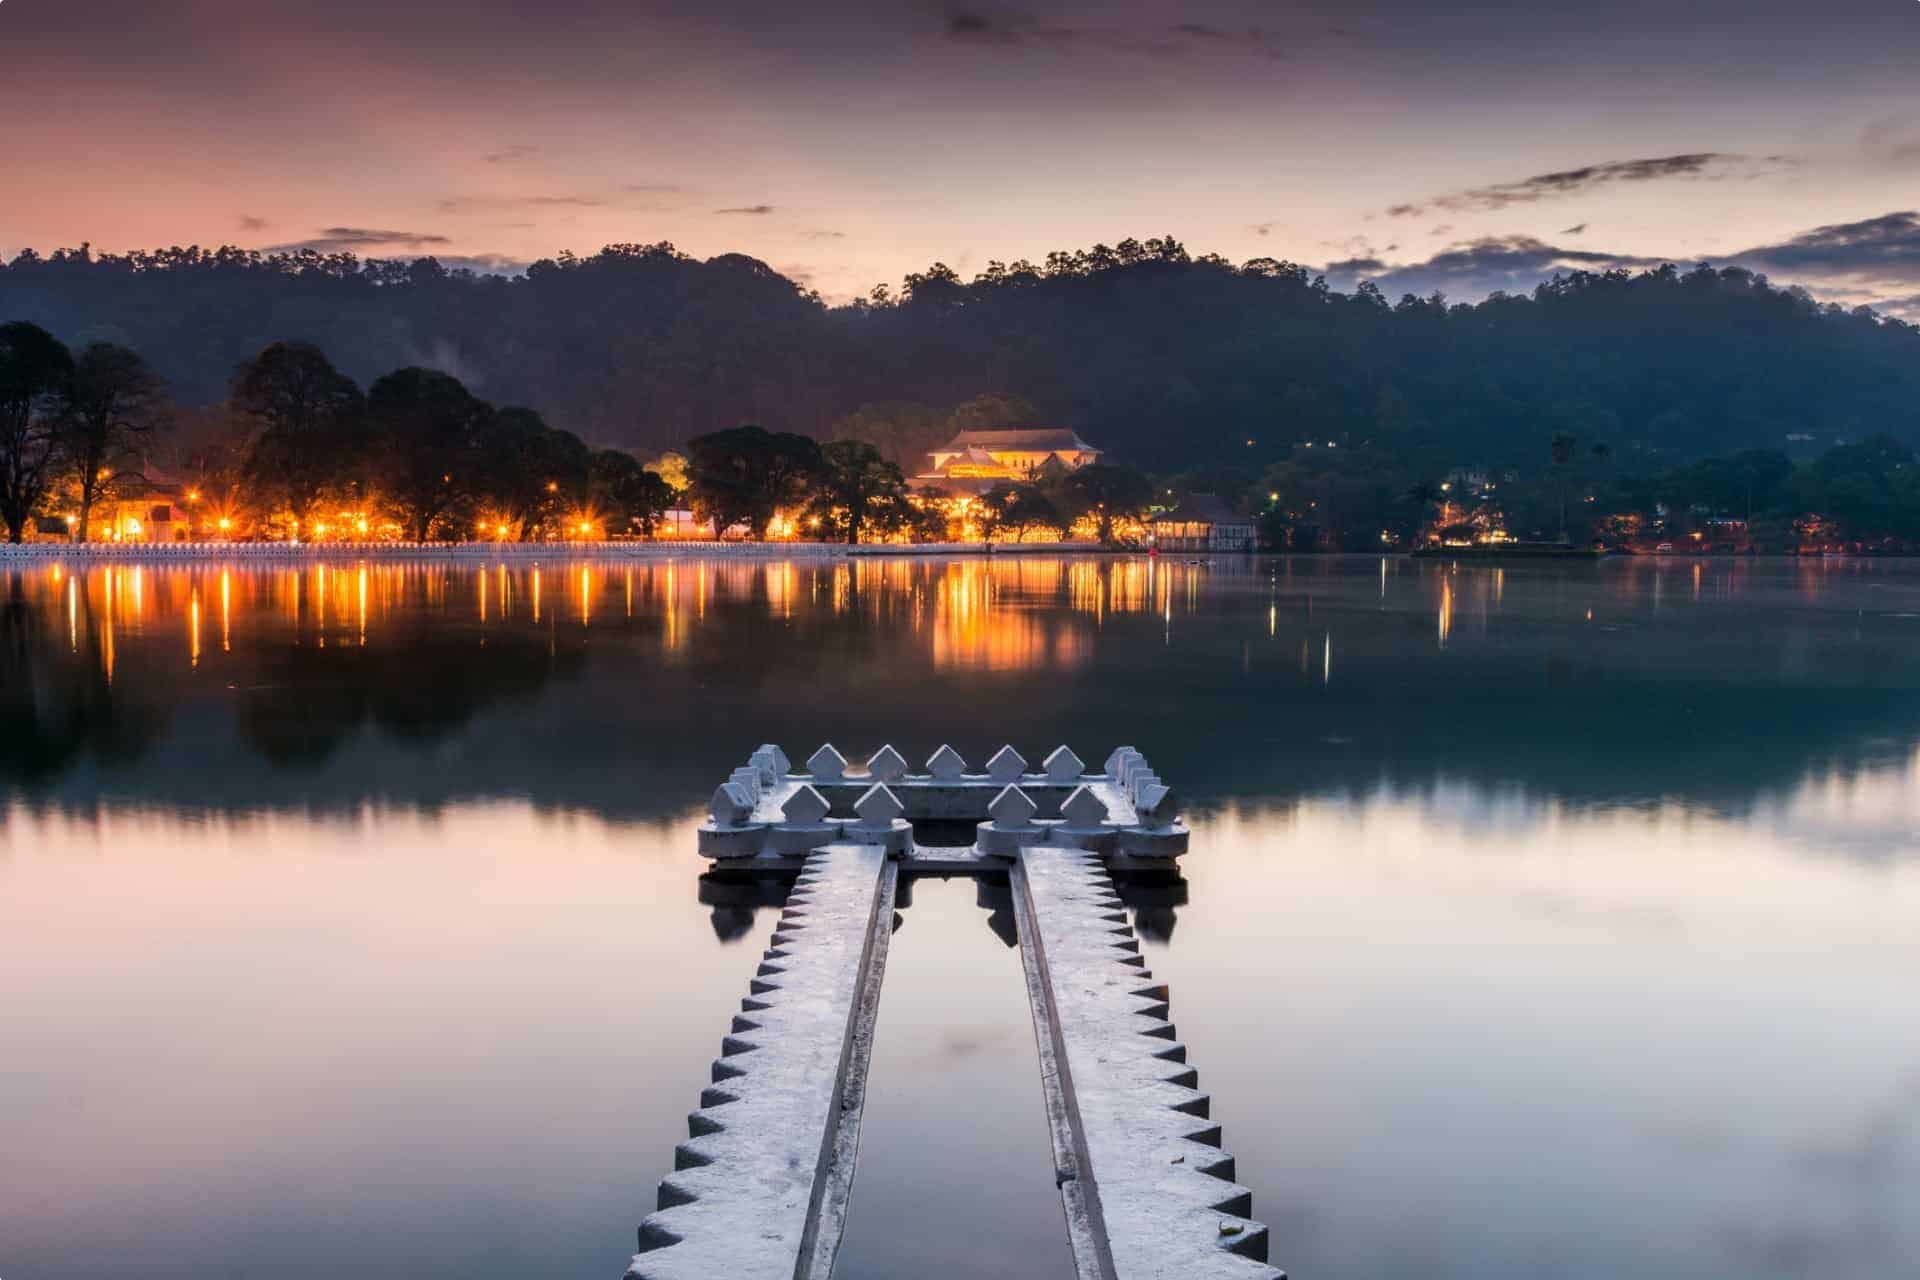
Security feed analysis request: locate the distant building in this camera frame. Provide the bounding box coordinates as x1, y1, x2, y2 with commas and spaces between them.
1151, 494, 1255, 553
913, 426, 1101, 495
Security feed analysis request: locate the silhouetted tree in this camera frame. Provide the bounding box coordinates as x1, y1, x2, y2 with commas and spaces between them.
477, 407, 588, 538
810, 440, 907, 544
981, 482, 1061, 543
589, 449, 675, 538
233, 342, 364, 530
57, 343, 168, 541
1058, 463, 1154, 544
367, 368, 491, 540
684, 425, 821, 539
0, 322, 73, 543
1550, 431, 1578, 541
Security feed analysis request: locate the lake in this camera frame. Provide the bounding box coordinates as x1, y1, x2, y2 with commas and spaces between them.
3, 554, 1918, 1280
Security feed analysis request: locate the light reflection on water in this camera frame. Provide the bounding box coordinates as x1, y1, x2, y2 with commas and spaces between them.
4, 554, 1920, 1278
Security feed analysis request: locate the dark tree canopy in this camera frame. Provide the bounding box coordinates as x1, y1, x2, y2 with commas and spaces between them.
5, 244, 1918, 481
366, 367, 493, 540
233, 341, 365, 526
57, 342, 169, 542
810, 440, 908, 544
0, 321, 74, 543
683, 424, 821, 539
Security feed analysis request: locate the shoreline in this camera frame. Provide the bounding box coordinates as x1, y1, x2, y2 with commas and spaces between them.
0, 539, 1120, 562
0, 542, 1903, 563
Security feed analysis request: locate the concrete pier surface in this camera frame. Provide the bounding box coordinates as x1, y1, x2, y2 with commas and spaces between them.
627, 845, 897, 1280
1014, 847, 1282, 1280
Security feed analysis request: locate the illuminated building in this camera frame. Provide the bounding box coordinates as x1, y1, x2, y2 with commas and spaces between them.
912, 427, 1101, 496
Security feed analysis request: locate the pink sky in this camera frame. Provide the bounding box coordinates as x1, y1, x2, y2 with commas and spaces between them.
5, 0, 1919, 309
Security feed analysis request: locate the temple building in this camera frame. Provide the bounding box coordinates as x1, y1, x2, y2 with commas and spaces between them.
913, 427, 1102, 495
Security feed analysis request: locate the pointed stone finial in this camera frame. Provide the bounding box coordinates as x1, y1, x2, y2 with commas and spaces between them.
1060, 785, 1110, 828
986, 745, 1027, 782
988, 784, 1039, 827
926, 744, 967, 781
808, 743, 847, 781
1103, 745, 1139, 776
781, 784, 832, 827
756, 743, 792, 775
854, 783, 906, 826
1128, 768, 1160, 802
1112, 749, 1145, 785
1043, 745, 1085, 783
1135, 781, 1178, 823
709, 781, 755, 827
867, 744, 908, 783
748, 747, 781, 784
729, 767, 763, 800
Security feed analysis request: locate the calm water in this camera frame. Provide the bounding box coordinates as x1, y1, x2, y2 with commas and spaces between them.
3, 555, 1918, 1279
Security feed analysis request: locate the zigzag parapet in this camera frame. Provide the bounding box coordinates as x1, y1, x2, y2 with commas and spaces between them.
627, 845, 896, 1280
1014, 847, 1284, 1280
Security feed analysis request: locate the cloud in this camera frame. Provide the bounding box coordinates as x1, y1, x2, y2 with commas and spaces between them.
1726, 211, 1920, 286
483, 145, 537, 165
1876, 293, 1920, 321
237, 214, 270, 232
1561, 222, 1588, 235
436, 194, 604, 213
1324, 256, 1386, 275
266, 226, 453, 253
1321, 235, 1659, 298
1252, 220, 1278, 237
436, 254, 533, 276
1389, 153, 1749, 218
801, 229, 847, 240
944, 9, 1282, 57
1166, 22, 1285, 56
715, 204, 775, 215
1316, 210, 1920, 318
1862, 117, 1920, 166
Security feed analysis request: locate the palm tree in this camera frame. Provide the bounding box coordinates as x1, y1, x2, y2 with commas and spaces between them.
1551, 432, 1578, 542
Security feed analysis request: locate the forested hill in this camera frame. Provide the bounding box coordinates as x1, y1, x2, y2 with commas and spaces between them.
3, 239, 1916, 472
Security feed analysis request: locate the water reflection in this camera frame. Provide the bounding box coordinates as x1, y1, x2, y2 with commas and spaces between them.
6, 554, 1920, 1278
10, 556, 1920, 820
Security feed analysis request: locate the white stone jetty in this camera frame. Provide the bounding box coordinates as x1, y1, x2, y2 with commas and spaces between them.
629, 845, 897, 1279
635, 743, 1284, 1279
1014, 848, 1281, 1279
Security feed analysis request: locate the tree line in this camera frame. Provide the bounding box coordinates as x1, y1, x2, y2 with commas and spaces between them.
0, 323, 678, 543
0, 322, 1163, 545
4, 241, 1916, 478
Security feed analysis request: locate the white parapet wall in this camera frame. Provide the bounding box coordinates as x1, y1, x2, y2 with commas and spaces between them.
0, 540, 850, 561
699, 742, 1188, 866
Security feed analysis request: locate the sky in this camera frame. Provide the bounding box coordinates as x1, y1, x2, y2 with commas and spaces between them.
4, 0, 1920, 313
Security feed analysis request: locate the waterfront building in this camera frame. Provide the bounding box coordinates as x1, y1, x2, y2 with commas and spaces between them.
1150, 494, 1255, 552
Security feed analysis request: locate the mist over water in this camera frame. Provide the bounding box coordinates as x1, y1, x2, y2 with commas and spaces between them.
4, 554, 1918, 1278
